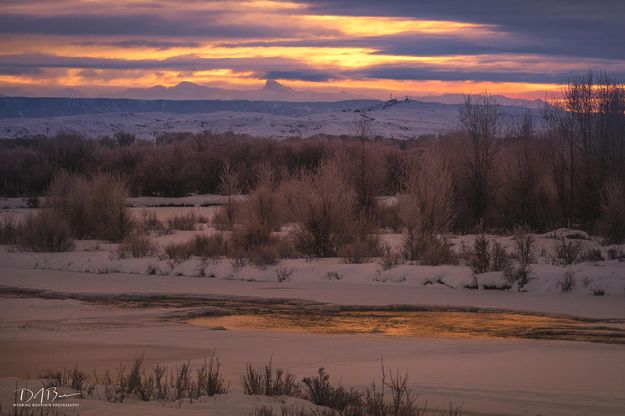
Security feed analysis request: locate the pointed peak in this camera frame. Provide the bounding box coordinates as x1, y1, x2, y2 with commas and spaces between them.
263, 79, 293, 92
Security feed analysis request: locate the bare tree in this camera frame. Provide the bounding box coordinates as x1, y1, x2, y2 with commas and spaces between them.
353, 110, 374, 140
545, 71, 625, 227
399, 150, 455, 260
458, 93, 500, 226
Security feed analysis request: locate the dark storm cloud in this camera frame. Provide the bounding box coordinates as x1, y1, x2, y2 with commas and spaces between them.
0, 53, 326, 77
265, 70, 335, 82
347, 65, 599, 84
0, 12, 333, 38
291, 0, 625, 60
73, 40, 203, 50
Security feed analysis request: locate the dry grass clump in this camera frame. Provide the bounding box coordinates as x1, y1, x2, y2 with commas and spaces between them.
302, 368, 362, 412
100, 353, 228, 403
36, 356, 468, 416
252, 406, 337, 416
164, 233, 228, 264
135, 208, 168, 235
242, 360, 299, 397
167, 212, 207, 231
117, 231, 160, 258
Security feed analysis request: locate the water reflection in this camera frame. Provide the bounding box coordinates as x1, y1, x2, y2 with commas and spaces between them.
188, 311, 625, 344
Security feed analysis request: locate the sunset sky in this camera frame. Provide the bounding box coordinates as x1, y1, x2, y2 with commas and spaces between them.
1, 0, 624, 99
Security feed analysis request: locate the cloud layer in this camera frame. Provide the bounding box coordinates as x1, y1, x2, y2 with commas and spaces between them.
1, 0, 623, 98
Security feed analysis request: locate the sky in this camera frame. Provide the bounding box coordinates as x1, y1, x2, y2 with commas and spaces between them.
1, 0, 624, 99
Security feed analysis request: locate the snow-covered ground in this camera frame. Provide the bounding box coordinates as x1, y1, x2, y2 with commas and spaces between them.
0, 99, 535, 140
1, 204, 624, 415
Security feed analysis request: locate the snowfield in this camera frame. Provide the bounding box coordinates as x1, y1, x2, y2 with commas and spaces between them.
0, 99, 536, 140
1, 203, 624, 416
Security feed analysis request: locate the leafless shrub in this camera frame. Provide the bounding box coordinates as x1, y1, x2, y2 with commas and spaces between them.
167, 212, 200, 231
276, 266, 295, 282
213, 202, 239, 230
504, 226, 535, 290
164, 241, 193, 265
420, 236, 457, 266
379, 244, 402, 270
302, 368, 362, 411
326, 271, 342, 280
18, 210, 73, 252
552, 237, 582, 265
252, 406, 276, 416
340, 239, 381, 264
46, 171, 131, 242
607, 247, 625, 261
283, 160, 357, 258
376, 201, 402, 232
469, 230, 490, 274
399, 150, 455, 262
173, 362, 192, 401
360, 366, 427, 416
246, 244, 280, 268
242, 360, 299, 397
194, 352, 229, 397
439, 402, 464, 416
135, 209, 168, 236
69, 367, 95, 395
214, 160, 241, 230
597, 179, 625, 244
39, 369, 66, 388
125, 354, 144, 396
164, 233, 228, 264
489, 241, 511, 271
458, 93, 499, 226
580, 248, 604, 262
117, 232, 159, 258
0, 216, 19, 245
103, 365, 128, 403
557, 269, 576, 292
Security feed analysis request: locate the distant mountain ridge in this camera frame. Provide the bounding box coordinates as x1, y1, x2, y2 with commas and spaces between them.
0, 80, 369, 102
0, 81, 545, 107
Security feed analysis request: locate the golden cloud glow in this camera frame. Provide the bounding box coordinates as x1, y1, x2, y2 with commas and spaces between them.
0, 0, 616, 98
300, 15, 490, 37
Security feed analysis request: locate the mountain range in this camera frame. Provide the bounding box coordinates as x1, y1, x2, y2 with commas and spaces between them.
0, 80, 543, 107
0, 80, 367, 102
